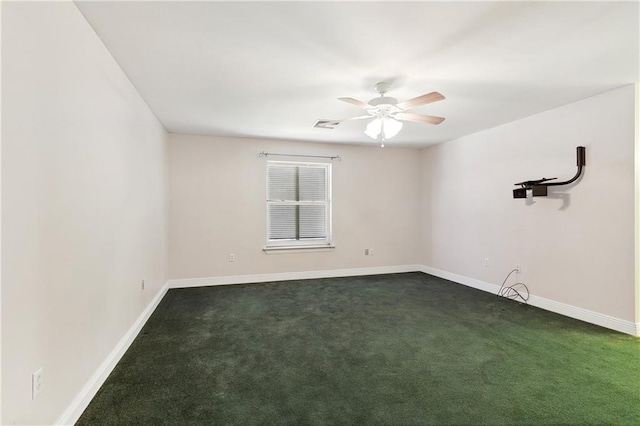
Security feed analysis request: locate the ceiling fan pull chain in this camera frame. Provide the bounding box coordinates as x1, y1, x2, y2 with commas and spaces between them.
381, 120, 386, 148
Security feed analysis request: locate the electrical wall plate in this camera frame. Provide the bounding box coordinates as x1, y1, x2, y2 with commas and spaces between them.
32, 367, 43, 399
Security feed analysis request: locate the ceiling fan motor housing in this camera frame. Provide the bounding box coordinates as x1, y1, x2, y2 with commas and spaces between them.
369, 96, 398, 107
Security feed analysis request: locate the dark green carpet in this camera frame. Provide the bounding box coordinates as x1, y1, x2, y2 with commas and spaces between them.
77, 272, 640, 425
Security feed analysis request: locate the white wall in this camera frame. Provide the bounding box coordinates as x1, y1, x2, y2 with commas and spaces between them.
1, 2, 168, 424
168, 134, 421, 280
420, 85, 636, 323
635, 83, 640, 329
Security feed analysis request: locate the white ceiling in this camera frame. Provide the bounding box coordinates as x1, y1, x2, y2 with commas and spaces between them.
75, 1, 639, 148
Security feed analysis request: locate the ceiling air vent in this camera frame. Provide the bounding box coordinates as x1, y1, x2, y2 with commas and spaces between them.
313, 119, 340, 129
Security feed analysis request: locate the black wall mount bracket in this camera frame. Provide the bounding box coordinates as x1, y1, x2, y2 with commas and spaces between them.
513, 146, 586, 199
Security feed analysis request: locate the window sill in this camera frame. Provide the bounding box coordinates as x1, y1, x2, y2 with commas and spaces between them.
263, 244, 335, 254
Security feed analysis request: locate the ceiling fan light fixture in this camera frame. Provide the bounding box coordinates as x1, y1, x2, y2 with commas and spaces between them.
365, 117, 403, 140
383, 117, 403, 138
365, 118, 382, 139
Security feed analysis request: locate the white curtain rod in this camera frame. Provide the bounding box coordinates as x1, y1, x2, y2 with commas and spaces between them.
258, 151, 341, 161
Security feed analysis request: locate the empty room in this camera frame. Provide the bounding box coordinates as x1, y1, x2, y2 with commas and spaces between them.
2, 1, 639, 425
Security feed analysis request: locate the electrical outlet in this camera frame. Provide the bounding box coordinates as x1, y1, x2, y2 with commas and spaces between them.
364, 249, 370, 256
141, 279, 145, 290
229, 253, 236, 262
484, 258, 489, 268
32, 367, 43, 400
516, 264, 521, 274
369, 248, 374, 256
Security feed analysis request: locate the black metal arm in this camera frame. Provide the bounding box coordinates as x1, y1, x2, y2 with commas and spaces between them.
513, 146, 586, 198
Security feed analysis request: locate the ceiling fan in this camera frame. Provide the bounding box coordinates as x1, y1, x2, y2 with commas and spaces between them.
315, 82, 446, 147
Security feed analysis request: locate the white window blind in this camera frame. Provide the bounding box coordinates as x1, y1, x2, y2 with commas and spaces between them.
267, 161, 331, 247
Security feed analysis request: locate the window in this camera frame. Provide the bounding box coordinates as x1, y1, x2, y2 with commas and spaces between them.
266, 161, 332, 248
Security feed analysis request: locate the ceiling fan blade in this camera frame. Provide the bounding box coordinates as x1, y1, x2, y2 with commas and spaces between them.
338, 97, 371, 109
396, 91, 445, 110
395, 112, 445, 125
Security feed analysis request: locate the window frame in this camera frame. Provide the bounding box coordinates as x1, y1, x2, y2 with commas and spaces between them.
265, 160, 333, 250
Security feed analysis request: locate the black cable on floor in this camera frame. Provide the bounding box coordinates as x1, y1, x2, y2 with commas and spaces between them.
497, 268, 529, 304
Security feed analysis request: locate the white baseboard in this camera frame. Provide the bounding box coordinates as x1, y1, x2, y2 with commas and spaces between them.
167, 265, 422, 288
56, 282, 170, 426
420, 266, 502, 294
420, 265, 639, 337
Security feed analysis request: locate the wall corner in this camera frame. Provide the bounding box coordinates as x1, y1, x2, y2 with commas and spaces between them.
634, 82, 640, 330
